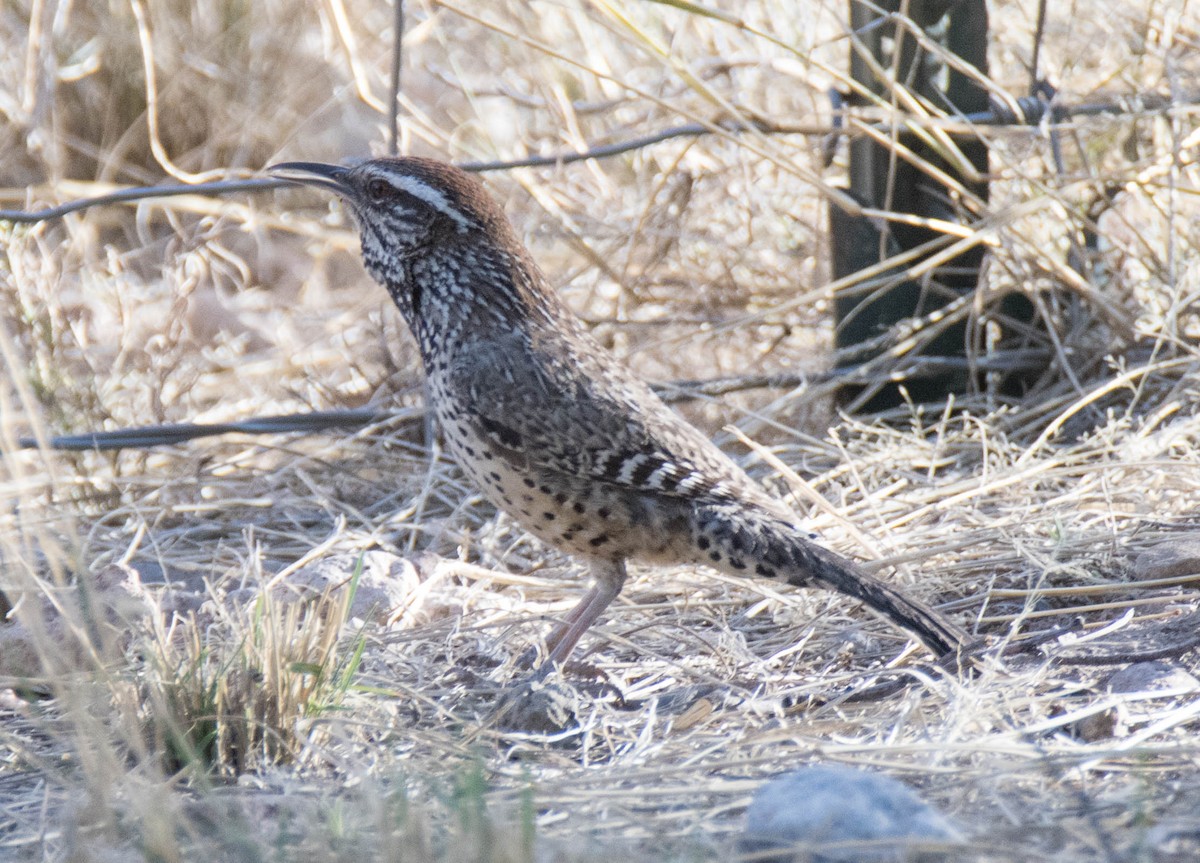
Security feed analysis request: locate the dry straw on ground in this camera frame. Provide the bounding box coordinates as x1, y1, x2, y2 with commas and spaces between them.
2, 1, 1200, 860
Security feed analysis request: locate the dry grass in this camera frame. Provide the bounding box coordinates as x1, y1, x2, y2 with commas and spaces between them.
2, 0, 1200, 860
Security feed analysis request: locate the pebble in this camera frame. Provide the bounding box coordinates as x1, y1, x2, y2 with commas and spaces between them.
738, 765, 964, 862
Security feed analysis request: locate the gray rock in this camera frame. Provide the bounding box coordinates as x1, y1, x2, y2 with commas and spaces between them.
1132, 538, 1200, 582
1107, 661, 1199, 696
287, 550, 420, 625
738, 765, 964, 862
1078, 661, 1200, 742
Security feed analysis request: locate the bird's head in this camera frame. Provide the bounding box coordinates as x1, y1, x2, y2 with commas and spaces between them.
273, 157, 515, 302
269, 156, 564, 345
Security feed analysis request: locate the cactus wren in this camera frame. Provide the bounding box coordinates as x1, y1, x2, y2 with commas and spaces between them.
270, 157, 966, 675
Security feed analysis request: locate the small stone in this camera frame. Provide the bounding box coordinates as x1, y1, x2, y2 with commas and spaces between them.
1075, 710, 1119, 743
130, 559, 168, 585
287, 550, 421, 626
1132, 538, 1200, 583
1078, 662, 1200, 742
0, 563, 155, 677
1107, 661, 1199, 696
91, 562, 156, 628
0, 624, 45, 678
1145, 821, 1200, 862
0, 689, 29, 713
738, 765, 964, 862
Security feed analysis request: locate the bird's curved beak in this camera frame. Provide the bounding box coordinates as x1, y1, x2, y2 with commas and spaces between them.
268, 161, 350, 193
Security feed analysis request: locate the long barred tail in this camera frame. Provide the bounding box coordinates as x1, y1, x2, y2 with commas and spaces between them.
794, 541, 966, 657
696, 502, 966, 657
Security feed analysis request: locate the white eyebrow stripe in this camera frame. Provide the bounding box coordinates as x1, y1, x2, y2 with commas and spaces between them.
377, 171, 473, 231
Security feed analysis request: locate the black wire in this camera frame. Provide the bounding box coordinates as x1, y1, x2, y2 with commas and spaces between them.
1, 94, 1189, 225
17, 409, 398, 452
17, 351, 1051, 452
1030, 0, 1048, 94
0, 177, 284, 224
387, 0, 405, 156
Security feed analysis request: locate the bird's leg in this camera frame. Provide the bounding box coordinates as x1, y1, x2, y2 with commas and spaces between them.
535, 584, 598, 661
531, 559, 626, 680
490, 560, 627, 734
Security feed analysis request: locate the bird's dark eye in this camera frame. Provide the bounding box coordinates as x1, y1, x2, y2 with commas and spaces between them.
366, 178, 392, 201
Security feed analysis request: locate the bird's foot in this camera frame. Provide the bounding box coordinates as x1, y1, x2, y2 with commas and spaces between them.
490, 675, 580, 734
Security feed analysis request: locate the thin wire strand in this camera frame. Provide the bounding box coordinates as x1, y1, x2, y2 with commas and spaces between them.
1029, 0, 1048, 93
1, 94, 1186, 225
17, 350, 1053, 452
387, 0, 405, 156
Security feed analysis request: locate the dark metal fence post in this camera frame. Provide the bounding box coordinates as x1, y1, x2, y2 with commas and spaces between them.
832, 0, 1034, 411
